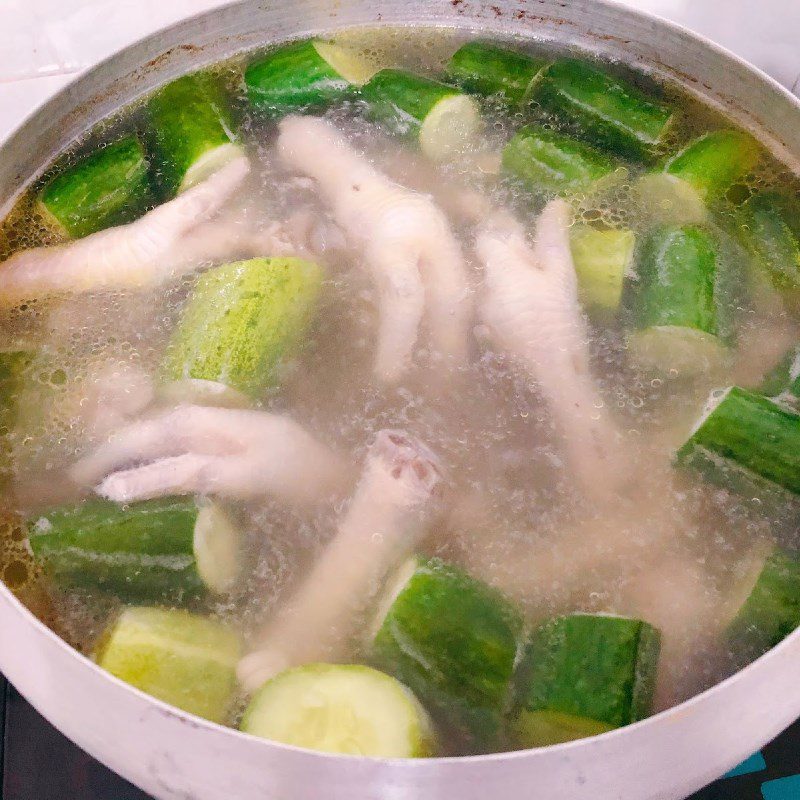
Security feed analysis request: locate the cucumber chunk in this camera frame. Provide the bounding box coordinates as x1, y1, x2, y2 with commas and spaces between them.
634, 131, 758, 226
240, 663, 435, 757
163, 257, 323, 398
29, 497, 241, 602
532, 59, 673, 159
445, 41, 547, 105
570, 226, 635, 314
36, 136, 152, 239
360, 69, 483, 162
739, 192, 800, 298
148, 71, 242, 196
370, 556, 523, 751
726, 548, 800, 657
629, 225, 729, 376
676, 386, 800, 509
665, 130, 759, 202
513, 613, 661, 748
246, 39, 371, 115
503, 125, 619, 196
95, 606, 240, 723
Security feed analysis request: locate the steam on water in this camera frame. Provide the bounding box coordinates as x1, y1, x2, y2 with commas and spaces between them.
1, 27, 799, 744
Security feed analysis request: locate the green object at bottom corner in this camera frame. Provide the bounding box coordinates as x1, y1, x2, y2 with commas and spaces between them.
163, 256, 323, 398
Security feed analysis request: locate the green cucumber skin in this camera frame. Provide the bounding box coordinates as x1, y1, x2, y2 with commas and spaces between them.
676, 387, 800, 501
503, 125, 617, 195
739, 192, 800, 294
245, 40, 350, 115
514, 614, 661, 743
29, 497, 204, 602
37, 136, 152, 239
360, 69, 460, 137
633, 225, 719, 336
727, 549, 800, 657
164, 257, 323, 397
371, 557, 523, 752
446, 41, 546, 105
148, 71, 237, 197
533, 59, 673, 159
665, 130, 759, 202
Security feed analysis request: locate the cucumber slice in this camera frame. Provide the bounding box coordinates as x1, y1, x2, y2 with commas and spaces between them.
532, 59, 673, 159
163, 257, 323, 398
502, 125, 618, 196
360, 69, 483, 162
570, 226, 635, 314
29, 497, 241, 602
513, 613, 661, 748
633, 173, 709, 226
629, 225, 728, 376
676, 386, 800, 509
240, 663, 435, 757
95, 606, 240, 723
312, 41, 378, 86
739, 192, 800, 296
148, 71, 242, 196
726, 548, 800, 657
246, 39, 366, 115
664, 130, 759, 202
370, 556, 523, 751
445, 41, 547, 105
36, 136, 152, 239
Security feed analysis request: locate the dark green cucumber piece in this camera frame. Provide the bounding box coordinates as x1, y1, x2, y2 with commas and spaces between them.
445, 41, 547, 105
532, 59, 673, 159
726, 548, 800, 658
37, 136, 152, 239
759, 345, 800, 398
629, 225, 729, 375
245, 39, 375, 116
148, 71, 241, 196
502, 125, 619, 195
163, 257, 323, 398
29, 497, 240, 602
240, 663, 436, 757
360, 69, 482, 162
96, 606, 240, 723
739, 192, 800, 298
370, 556, 523, 752
665, 130, 759, 202
636, 130, 759, 224
513, 613, 661, 747
676, 386, 800, 508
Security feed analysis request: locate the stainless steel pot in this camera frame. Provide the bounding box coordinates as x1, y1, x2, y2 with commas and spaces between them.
1, 2, 799, 798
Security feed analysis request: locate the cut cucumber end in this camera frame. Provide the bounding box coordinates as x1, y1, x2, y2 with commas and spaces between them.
628, 326, 730, 377
178, 143, 245, 194
312, 40, 379, 86
634, 173, 709, 226
240, 663, 436, 757
720, 540, 775, 629
96, 607, 240, 723
158, 378, 252, 410
33, 198, 70, 241
570, 226, 635, 313
514, 709, 615, 748
419, 94, 483, 162
194, 503, 242, 595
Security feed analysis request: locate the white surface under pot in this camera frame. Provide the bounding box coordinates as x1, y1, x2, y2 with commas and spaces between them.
2, 1, 800, 799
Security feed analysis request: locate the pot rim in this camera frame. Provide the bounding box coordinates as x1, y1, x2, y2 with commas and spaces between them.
1, 0, 799, 770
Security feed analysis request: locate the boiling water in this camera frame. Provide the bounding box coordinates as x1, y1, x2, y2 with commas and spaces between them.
1, 27, 799, 751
